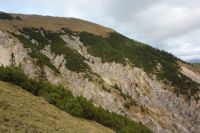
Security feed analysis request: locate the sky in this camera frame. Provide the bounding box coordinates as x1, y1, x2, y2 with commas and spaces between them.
0, 0, 200, 62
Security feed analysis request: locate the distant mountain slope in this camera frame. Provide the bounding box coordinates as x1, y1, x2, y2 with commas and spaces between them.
187, 59, 200, 64
0, 11, 112, 36
193, 63, 200, 67
0, 11, 200, 133
0, 81, 115, 133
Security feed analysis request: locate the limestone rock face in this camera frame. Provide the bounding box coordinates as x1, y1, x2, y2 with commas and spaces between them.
61, 35, 200, 133
0, 30, 199, 133
181, 66, 200, 84
0, 31, 39, 78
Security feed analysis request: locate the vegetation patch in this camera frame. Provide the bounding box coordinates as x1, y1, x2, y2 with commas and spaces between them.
79, 31, 199, 97
62, 28, 78, 36
12, 27, 199, 97
124, 99, 134, 109
0, 12, 14, 20
15, 16, 22, 20
112, 84, 127, 100
0, 66, 152, 133
21, 27, 49, 48
44, 31, 90, 72
0, 12, 21, 20
0, 81, 114, 133
13, 27, 90, 73
123, 95, 138, 109
80, 32, 125, 63
12, 30, 59, 74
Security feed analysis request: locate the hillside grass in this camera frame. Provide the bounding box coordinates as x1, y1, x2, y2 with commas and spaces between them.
0, 12, 112, 37
0, 66, 152, 133
79, 32, 199, 97
0, 81, 115, 133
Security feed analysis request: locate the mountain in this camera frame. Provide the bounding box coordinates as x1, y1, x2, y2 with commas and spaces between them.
187, 59, 200, 63
0, 81, 114, 133
0, 12, 200, 133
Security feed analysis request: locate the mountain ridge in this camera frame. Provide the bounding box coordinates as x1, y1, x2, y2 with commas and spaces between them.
0, 11, 112, 36
0, 12, 200, 133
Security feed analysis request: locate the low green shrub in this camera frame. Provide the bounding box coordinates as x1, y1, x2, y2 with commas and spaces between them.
12, 33, 59, 73
45, 31, 90, 72
0, 66, 152, 133
79, 31, 199, 97
15, 16, 21, 20
16, 28, 90, 73
0, 12, 21, 20
80, 32, 125, 63
62, 28, 77, 36
0, 12, 14, 20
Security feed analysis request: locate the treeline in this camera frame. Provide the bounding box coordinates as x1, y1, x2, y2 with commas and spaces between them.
0, 66, 152, 133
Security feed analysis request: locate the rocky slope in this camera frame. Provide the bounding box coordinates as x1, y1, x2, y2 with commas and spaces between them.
0, 12, 200, 133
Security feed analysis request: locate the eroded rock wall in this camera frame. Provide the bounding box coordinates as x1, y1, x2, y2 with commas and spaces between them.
0, 31, 199, 133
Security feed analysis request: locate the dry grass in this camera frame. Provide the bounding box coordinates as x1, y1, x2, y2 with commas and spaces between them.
0, 81, 115, 133
0, 13, 113, 37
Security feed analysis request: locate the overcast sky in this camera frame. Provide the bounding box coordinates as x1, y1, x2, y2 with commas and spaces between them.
0, 0, 200, 61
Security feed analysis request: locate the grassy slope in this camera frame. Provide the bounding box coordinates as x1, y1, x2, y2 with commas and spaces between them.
0, 67, 151, 133
0, 12, 112, 37
0, 81, 115, 133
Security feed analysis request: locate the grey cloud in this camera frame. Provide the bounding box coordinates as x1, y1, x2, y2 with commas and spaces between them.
1, 0, 200, 61
101, 1, 200, 61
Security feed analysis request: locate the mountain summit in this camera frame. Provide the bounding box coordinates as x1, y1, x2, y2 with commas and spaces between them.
0, 12, 200, 133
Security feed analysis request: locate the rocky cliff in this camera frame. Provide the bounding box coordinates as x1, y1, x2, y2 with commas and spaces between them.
0, 12, 199, 133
